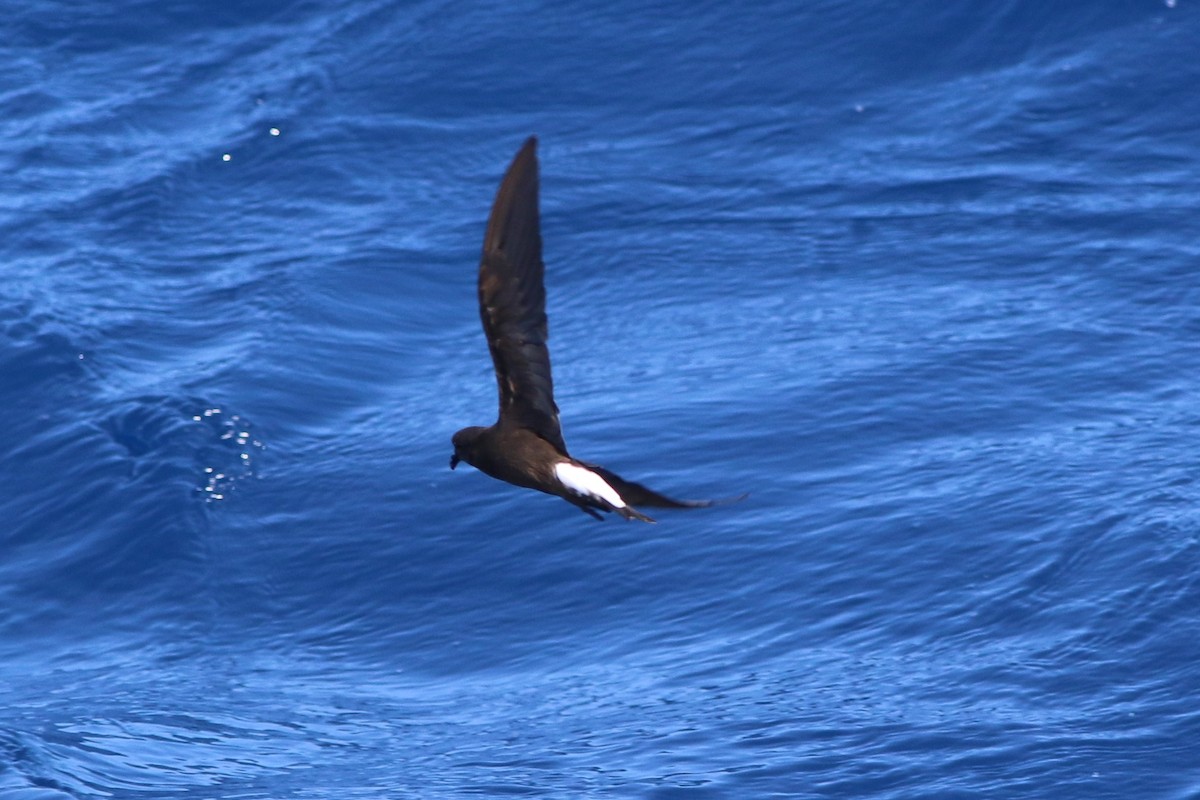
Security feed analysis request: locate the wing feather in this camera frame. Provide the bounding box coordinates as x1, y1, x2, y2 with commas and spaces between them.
477, 136, 567, 453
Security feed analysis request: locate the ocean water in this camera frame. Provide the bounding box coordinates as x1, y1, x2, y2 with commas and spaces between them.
3, 1, 1199, 797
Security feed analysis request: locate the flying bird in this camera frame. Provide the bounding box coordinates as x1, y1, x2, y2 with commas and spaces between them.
449, 136, 719, 522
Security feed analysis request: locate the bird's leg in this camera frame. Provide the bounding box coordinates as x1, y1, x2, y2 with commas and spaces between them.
579, 505, 604, 521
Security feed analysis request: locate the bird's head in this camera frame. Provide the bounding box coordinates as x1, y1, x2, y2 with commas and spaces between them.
450, 426, 487, 470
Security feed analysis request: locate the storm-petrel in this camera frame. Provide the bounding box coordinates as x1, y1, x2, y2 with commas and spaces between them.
449, 136, 717, 522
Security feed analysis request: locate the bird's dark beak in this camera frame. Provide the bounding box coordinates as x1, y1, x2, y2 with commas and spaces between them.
449, 454, 460, 470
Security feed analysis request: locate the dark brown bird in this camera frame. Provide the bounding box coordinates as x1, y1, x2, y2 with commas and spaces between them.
449, 136, 717, 522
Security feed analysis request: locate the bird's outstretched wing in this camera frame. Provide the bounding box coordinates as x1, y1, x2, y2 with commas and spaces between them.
478, 136, 566, 454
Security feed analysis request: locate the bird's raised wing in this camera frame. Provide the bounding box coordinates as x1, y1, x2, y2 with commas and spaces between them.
477, 136, 566, 454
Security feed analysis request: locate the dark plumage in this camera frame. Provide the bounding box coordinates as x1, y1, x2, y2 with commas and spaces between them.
450, 136, 719, 522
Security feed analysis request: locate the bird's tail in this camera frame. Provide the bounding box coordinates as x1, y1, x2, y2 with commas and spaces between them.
583, 462, 725, 509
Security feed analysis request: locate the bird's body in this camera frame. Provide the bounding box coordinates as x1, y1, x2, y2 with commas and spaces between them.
450, 136, 719, 522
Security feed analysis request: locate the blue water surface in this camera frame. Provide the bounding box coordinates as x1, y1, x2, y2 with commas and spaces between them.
3, 1, 1199, 797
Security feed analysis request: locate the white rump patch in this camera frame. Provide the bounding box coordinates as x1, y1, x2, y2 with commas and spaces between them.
554, 462, 626, 508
